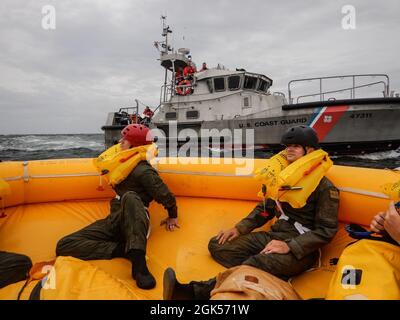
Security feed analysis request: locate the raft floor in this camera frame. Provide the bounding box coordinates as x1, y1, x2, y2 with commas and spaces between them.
0, 197, 354, 300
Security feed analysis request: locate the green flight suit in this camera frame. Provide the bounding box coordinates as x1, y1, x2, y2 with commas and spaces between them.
0, 251, 32, 289
191, 177, 340, 299
56, 161, 177, 260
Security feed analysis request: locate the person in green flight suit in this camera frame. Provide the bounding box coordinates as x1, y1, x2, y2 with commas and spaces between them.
56, 124, 179, 290
163, 125, 340, 299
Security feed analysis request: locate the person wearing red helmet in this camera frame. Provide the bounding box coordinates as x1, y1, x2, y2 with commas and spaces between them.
120, 123, 153, 148
56, 124, 179, 290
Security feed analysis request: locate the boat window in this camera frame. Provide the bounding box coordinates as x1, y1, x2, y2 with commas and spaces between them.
228, 76, 240, 90
213, 77, 225, 92
186, 110, 199, 119
207, 79, 214, 93
243, 96, 251, 108
244, 76, 257, 90
165, 112, 177, 120
257, 79, 269, 92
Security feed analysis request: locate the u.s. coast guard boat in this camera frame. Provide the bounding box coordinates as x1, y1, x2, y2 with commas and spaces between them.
102, 17, 400, 155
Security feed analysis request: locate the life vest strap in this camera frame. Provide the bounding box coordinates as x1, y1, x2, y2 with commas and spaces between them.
275, 200, 311, 235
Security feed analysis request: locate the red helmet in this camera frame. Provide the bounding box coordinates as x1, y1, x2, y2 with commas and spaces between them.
120, 124, 153, 147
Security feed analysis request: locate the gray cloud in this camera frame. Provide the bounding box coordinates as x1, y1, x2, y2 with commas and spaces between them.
0, 0, 399, 133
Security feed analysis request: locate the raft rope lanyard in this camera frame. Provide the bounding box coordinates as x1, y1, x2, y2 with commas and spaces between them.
261, 184, 267, 215
97, 175, 104, 191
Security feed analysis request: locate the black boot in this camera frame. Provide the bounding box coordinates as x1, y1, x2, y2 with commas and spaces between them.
163, 267, 195, 300
128, 249, 156, 290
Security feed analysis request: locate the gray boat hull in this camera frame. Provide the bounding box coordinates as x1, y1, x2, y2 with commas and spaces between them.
103, 98, 400, 154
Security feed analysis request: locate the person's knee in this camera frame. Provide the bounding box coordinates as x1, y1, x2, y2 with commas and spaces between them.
122, 192, 143, 206
0, 252, 33, 288
122, 192, 146, 213
56, 235, 74, 256
14, 253, 32, 273
207, 237, 235, 267
242, 255, 286, 279
55, 238, 66, 256
243, 253, 315, 280
208, 236, 222, 256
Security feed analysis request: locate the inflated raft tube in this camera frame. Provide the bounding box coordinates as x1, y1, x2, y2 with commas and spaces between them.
0, 159, 115, 208
0, 157, 398, 225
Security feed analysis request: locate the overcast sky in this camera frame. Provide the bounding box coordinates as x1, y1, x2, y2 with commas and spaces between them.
0, 0, 399, 134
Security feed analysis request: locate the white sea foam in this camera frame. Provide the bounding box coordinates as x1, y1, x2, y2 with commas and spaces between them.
351, 149, 400, 160
0, 134, 104, 152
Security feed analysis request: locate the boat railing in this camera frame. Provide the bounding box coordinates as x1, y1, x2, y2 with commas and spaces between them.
160, 83, 173, 103
273, 92, 286, 98
114, 100, 142, 125
287, 74, 390, 104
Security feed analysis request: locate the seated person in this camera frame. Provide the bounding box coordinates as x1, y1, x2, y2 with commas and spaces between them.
163, 126, 340, 300
56, 124, 179, 290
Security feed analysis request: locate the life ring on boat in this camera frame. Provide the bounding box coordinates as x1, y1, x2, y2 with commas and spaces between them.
176, 80, 193, 96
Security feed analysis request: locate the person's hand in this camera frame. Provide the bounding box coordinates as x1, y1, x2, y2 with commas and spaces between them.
383, 201, 400, 244
160, 217, 180, 232
260, 240, 290, 254
370, 212, 386, 233
216, 228, 240, 245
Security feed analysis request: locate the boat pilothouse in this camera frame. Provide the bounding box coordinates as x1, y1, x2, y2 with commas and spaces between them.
102, 17, 400, 154
151, 18, 285, 146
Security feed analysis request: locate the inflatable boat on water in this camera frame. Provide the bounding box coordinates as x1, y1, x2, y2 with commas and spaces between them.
0, 157, 399, 300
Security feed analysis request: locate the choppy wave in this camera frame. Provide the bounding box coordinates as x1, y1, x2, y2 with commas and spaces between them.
330, 148, 400, 169
0, 134, 105, 161
0, 134, 399, 169
0, 134, 104, 152
350, 149, 400, 161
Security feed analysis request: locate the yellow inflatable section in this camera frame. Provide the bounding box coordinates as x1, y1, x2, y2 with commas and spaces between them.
381, 178, 400, 201
326, 240, 400, 300
0, 157, 398, 299
255, 149, 332, 208
94, 143, 157, 187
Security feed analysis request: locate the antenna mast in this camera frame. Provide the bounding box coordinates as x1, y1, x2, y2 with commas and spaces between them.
160, 16, 173, 103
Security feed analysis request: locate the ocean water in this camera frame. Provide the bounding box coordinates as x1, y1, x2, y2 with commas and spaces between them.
0, 134, 105, 161
0, 134, 399, 169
